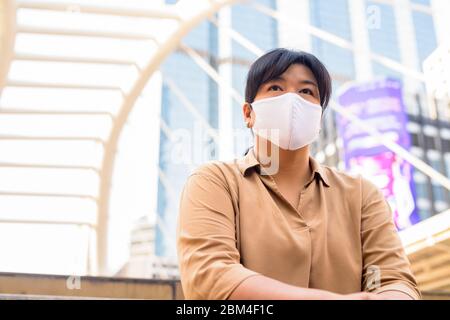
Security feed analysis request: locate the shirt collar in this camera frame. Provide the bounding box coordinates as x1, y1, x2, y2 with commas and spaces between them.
237, 147, 330, 188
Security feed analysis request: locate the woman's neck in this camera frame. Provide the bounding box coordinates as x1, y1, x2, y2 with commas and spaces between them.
254, 138, 312, 184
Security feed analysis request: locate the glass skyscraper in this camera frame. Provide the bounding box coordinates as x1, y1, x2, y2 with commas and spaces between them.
156, 2, 219, 257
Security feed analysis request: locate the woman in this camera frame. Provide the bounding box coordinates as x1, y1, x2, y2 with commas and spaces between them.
176, 48, 420, 300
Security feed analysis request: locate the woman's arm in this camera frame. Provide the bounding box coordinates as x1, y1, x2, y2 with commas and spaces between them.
177, 166, 260, 300
360, 177, 421, 300
376, 291, 414, 300
230, 275, 380, 300
230, 275, 337, 300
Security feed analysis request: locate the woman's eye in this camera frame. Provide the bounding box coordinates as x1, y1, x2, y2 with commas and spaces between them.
268, 85, 282, 91
299, 88, 313, 95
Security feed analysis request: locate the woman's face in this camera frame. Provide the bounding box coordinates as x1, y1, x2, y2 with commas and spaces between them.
254, 64, 320, 105
243, 64, 321, 127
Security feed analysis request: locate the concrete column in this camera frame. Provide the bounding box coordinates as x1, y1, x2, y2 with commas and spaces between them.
349, 0, 373, 81
276, 0, 311, 52
217, 6, 235, 160
431, 0, 450, 46
393, 0, 421, 94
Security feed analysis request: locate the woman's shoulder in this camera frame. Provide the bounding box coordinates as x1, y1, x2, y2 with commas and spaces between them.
183, 160, 242, 199
320, 164, 380, 195
188, 159, 242, 183
316, 165, 383, 213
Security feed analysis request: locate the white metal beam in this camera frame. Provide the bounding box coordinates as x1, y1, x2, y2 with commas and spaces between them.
163, 75, 220, 142
96, 0, 241, 275
17, 25, 158, 41
0, 190, 97, 201
0, 135, 105, 144
16, 0, 181, 20
14, 53, 137, 67
0, 0, 16, 90
6, 80, 124, 93
0, 162, 100, 173
0, 218, 95, 227
180, 43, 243, 103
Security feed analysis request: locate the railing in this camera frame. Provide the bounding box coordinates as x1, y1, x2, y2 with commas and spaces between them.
1, 272, 450, 300
0, 272, 184, 299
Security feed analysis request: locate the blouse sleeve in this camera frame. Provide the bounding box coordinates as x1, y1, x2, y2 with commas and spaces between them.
360, 177, 421, 299
176, 165, 260, 299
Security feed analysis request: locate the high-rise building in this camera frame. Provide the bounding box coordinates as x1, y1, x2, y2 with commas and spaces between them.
156, 1, 220, 258
117, 216, 179, 279
424, 43, 450, 117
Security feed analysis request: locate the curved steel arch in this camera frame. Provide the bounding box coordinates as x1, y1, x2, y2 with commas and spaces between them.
0, 0, 16, 91
97, 0, 242, 274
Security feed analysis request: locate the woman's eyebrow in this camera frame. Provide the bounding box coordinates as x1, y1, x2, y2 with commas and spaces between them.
267, 76, 285, 82
266, 77, 317, 87
299, 79, 318, 87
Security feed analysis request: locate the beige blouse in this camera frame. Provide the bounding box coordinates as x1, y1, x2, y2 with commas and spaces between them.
176, 148, 421, 300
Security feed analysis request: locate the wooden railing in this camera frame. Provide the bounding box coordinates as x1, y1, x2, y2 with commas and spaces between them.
0, 272, 184, 300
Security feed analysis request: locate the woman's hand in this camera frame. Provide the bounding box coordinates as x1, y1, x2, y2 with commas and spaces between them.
331, 292, 383, 300
375, 291, 414, 300
230, 275, 385, 300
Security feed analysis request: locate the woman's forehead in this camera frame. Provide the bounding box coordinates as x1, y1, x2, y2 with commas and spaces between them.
265, 64, 318, 88
281, 64, 316, 82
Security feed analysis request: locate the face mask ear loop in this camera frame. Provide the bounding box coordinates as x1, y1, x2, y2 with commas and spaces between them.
319, 106, 324, 135
247, 102, 255, 137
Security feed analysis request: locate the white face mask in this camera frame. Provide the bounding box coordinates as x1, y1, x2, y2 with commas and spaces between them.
251, 92, 322, 150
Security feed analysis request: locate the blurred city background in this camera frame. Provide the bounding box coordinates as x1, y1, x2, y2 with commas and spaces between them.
0, 0, 449, 299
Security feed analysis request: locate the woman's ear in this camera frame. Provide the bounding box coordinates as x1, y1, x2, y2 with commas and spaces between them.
242, 102, 255, 128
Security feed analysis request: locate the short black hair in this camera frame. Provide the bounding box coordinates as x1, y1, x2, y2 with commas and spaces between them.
245, 48, 332, 111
